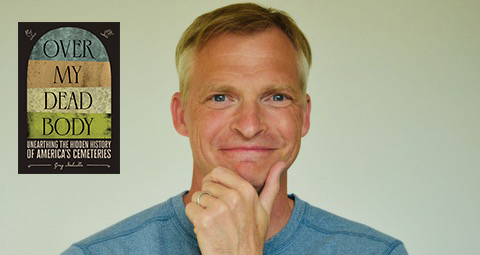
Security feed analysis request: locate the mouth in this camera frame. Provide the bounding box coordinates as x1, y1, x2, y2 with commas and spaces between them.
219, 146, 276, 161
221, 146, 275, 151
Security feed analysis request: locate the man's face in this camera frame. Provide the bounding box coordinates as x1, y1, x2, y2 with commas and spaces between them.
173, 28, 311, 190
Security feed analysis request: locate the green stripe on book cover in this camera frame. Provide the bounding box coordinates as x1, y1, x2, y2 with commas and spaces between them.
27, 112, 111, 139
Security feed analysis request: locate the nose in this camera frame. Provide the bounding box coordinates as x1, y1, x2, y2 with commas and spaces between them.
230, 100, 267, 139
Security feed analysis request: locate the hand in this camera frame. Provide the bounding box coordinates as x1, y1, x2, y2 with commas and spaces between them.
185, 161, 287, 255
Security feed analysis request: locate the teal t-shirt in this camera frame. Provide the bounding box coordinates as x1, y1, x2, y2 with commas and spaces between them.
61, 191, 408, 255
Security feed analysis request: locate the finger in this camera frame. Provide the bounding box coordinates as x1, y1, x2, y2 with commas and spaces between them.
202, 166, 250, 191
185, 202, 204, 225
203, 181, 248, 210
192, 191, 215, 208
201, 181, 229, 199
259, 161, 287, 215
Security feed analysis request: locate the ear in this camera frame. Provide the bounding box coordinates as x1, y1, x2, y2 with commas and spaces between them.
301, 93, 311, 137
171, 92, 188, 136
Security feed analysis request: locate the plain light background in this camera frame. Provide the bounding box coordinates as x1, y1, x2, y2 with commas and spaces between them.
1, 0, 479, 254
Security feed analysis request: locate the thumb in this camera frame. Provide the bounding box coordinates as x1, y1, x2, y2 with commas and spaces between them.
259, 161, 287, 215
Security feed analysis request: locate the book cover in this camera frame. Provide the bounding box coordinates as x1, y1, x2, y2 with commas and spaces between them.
18, 22, 120, 174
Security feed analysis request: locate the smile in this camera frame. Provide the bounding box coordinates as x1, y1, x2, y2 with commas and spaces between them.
219, 146, 276, 160
220, 146, 275, 151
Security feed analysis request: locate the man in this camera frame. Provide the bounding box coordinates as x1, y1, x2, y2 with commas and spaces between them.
62, 3, 408, 255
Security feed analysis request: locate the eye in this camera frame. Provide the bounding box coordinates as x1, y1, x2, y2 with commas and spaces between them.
211, 94, 227, 102
206, 94, 234, 109
264, 93, 293, 107
272, 94, 286, 101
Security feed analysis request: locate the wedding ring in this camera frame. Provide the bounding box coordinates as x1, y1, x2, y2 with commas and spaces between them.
195, 191, 212, 206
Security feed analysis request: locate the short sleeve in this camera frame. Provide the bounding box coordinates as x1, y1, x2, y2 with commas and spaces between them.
386, 242, 409, 255
60, 245, 86, 255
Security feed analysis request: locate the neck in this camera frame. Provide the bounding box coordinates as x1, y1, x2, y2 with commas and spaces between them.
182, 169, 294, 240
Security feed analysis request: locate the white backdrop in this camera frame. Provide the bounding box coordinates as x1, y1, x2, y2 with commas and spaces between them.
1, 0, 479, 254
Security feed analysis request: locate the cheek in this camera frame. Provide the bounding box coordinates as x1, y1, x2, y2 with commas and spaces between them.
188, 109, 230, 147
268, 108, 304, 140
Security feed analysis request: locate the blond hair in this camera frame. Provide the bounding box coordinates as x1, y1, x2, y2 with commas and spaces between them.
176, 3, 312, 102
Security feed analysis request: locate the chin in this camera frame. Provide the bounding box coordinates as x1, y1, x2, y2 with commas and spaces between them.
229, 161, 270, 191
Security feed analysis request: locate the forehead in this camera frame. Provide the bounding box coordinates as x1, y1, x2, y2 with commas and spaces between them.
190, 28, 301, 93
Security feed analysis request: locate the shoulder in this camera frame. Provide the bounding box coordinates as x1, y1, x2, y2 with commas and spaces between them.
294, 195, 407, 254
62, 196, 177, 255
81, 199, 172, 243
302, 201, 397, 244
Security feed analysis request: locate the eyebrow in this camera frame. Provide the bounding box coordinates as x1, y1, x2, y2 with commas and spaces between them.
264, 83, 299, 94
202, 83, 299, 94
203, 84, 238, 94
